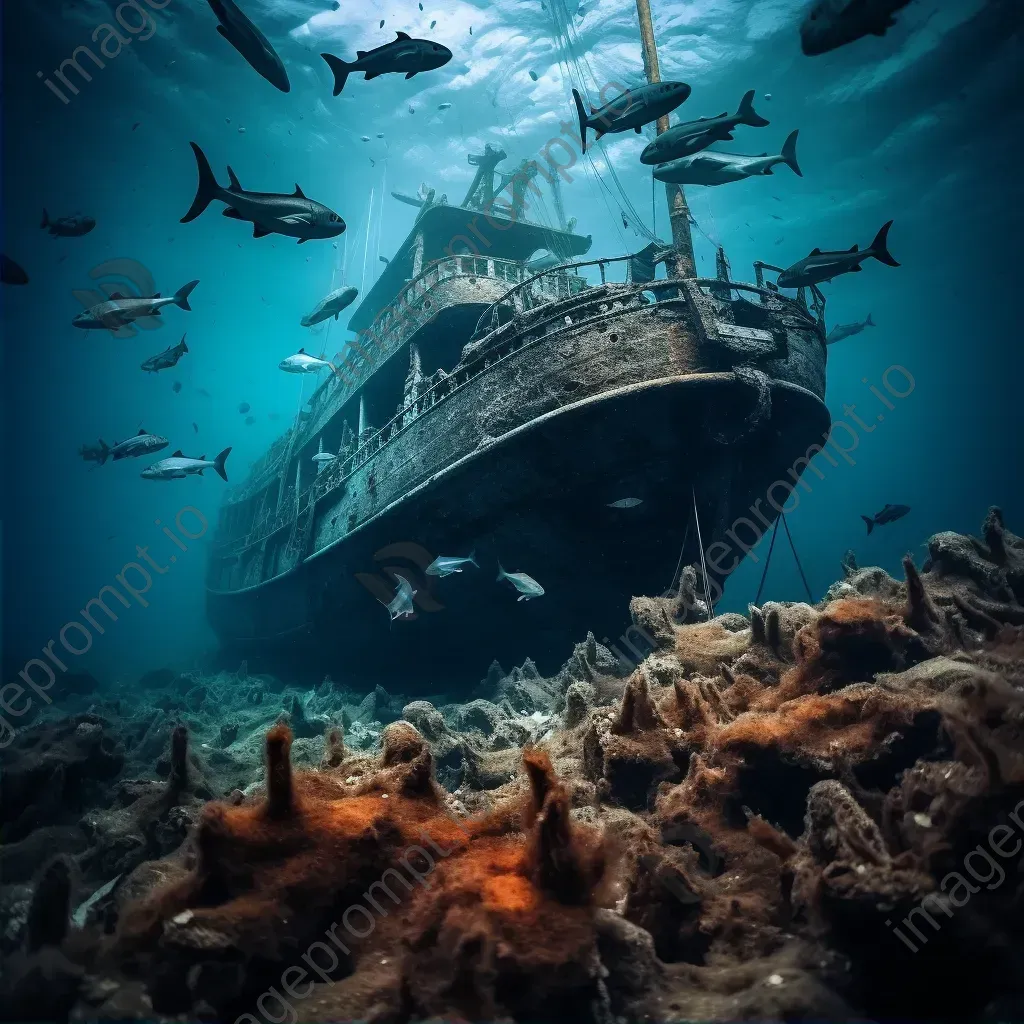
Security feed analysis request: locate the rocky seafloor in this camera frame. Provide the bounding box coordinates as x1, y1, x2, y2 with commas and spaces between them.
3, 508, 1024, 1023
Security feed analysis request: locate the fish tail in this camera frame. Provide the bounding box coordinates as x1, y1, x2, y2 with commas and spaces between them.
321, 53, 353, 97
869, 220, 900, 267
861, 515, 875, 535
736, 89, 770, 128
496, 561, 506, 583
180, 334, 189, 352
40, 208, 50, 229
98, 440, 110, 465
181, 142, 222, 223
572, 88, 591, 153
173, 280, 200, 311
214, 446, 231, 482
781, 130, 802, 177
865, 313, 875, 327
468, 548, 479, 569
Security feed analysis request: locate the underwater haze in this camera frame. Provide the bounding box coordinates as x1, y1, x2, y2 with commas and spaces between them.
4, 0, 1024, 684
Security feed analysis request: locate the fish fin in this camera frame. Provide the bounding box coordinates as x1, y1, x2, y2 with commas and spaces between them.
181, 142, 222, 223
634, 125, 642, 133
293, 184, 306, 197
298, 347, 306, 354
173, 279, 199, 311
334, 312, 339, 319
108, 291, 127, 300
198, 454, 206, 461
216, 24, 229, 40
848, 244, 860, 252
736, 89, 770, 128
572, 88, 590, 153
297, 237, 308, 244
214, 447, 231, 482
865, 314, 875, 327
196, 468, 205, 475
763, 167, 773, 175
405, 70, 418, 79
810, 247, 821, 255
253, 225, 272, 238
364, 71, 382, 81
180, 335, 189, 351
395, 30, 411, 39
517, 594, 527, 602
356, 50, 368, 58
138, 429, 147, 435
869, 220, 900, 267
171, 449, 183, 457
321, 52, 353, 96
226, 166, 242, 191
151, 292, 161, 298
781, 129, 802, 176
850, 264, 862, 272
152, 308, 162, 315
861, 515, 875, 535
222, 207, 244, 219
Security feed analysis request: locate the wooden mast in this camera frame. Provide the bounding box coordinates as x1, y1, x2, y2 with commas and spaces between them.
635, 0, 696, 278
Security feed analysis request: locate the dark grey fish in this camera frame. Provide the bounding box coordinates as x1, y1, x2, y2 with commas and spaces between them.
572, 81, 691, 153
207, 0, 290, 92
778, 222, 899, 288
141, 334, 189, 372
73, 281, 199, 330
182, 142, 345, 243
110, 429, 170, 461
861, 503, 910, 534
640, 90, 769, 165
41, 210, 95, 237
321, 32, 453, 96
1, 254, 28, 285
79, 440, 110, 465
172, 380, 182, 394
245, 415, 256, 425
801, 0, 912, 56
826, 313, 875, 345
239, 402, 251, 414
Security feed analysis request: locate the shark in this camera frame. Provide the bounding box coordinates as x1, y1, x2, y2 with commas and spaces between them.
778, 221, 899, 288
653, 131, 801, 186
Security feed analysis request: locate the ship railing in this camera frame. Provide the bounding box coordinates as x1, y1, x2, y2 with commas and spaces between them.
304, 254, 585, 432
692, 278, 819, 326
300, 276, 682, 513
471, 251, 650, 338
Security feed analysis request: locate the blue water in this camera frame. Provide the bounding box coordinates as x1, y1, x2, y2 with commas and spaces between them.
4, 0, 1023, 684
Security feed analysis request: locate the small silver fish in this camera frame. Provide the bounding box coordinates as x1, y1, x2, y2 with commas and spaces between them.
496, 563, 545, 602
426, 552, 479, 577
386, 574, 417, 620
607, 497, 642, 509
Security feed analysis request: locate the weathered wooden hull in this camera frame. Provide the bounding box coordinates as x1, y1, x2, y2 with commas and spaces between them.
207, 281, 830, 689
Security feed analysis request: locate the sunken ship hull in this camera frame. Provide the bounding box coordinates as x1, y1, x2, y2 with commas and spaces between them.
207, 168, 829, 687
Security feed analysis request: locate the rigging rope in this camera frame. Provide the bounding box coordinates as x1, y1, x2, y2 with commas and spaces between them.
753, 513, 814, 606
782, 514, 815, 604
691, 485, 715, 620
754, 517, 780, 607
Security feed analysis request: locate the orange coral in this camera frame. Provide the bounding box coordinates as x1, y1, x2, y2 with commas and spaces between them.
115, 723, 613, 1022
